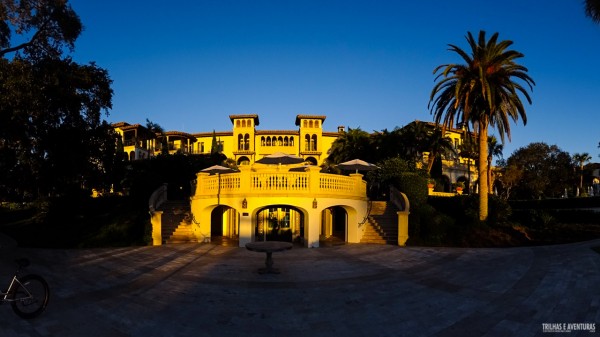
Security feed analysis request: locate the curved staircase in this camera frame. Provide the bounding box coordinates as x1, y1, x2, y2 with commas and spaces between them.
158, 200, 197, 244
360, 201, 399, 245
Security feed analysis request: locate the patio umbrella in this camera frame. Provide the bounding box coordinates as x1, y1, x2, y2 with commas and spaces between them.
256, 152, 305, 165
200, 165, 236, 205
337, 159, 379, 173
288, 165, 320, 172
200, 165, 236, 175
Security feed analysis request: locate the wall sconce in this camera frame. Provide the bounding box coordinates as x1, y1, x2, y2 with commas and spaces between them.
242, 198, 247, 209
312, 198, 318, 209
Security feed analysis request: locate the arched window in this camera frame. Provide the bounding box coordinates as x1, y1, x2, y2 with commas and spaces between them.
242, 120, 246, 128
237, 156, 250, 166
266, 137, 271, 146
303, 120, 307, 127
290, 137, 294, 146
244, 134, 250, 150
236, 120, 240, 127
315, 121, 320, 128
284, 137, 289, 146
311, 134, 317, 151
309, 120, 314, 128
304, 134, 310, 151
278, 136, 283, 146
238, 134, 244, 150
261, 136, 265, 146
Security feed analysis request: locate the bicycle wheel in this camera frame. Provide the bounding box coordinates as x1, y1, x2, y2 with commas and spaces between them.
11, 274, 50, 319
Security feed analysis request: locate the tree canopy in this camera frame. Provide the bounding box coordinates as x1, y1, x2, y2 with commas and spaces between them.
501, 142, 574, 199
429, 30, 534, 221
0, 0, 114, 200
0, 0, 82, 59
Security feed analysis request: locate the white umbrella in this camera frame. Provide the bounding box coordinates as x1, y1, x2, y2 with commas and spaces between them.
200, 165, 236, 175
256, 152, 305, 165
200, 165, 236, 205
288, 165, 320, 172
337, 159, 379, 173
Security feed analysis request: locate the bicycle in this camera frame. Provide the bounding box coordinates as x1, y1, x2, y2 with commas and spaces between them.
1, 258, 49, 319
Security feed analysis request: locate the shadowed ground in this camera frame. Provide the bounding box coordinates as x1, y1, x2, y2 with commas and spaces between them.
0, 236, 599, 337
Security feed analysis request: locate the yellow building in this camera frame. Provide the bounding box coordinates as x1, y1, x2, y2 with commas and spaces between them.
119, 115, 482, 248
406, 121, 479, 194
113, 114, 342, 165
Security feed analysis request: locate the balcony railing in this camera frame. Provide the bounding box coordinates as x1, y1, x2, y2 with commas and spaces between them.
193, 166, 366, 200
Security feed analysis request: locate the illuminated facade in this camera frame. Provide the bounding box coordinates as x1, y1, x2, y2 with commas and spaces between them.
119, 116, 479, 247
407, 121, 480, 194
113, 115, 341, 166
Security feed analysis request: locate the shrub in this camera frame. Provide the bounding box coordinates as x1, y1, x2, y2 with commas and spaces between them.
394, 172, 428, 210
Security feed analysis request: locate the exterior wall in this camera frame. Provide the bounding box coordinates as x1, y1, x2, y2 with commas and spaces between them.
413, 121, 479, 190
190, 165, 369, 247
113, 123, 156, 160
113, 117, 480, 187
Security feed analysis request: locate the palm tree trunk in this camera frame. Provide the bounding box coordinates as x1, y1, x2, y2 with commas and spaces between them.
478, 123, 489, 221
580, 164, 584, 189
487, 156, 492, 194
427, 153, 435, 173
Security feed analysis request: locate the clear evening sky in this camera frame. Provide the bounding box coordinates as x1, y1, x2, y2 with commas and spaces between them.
68, 0, 600, 163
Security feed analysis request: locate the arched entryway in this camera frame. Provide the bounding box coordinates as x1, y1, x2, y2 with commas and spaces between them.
321, 206, 347, 244
255, 206, 304, 243
211, 205, 239, 245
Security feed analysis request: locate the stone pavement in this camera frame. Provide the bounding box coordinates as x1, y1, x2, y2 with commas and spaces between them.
0, 236, 599, 337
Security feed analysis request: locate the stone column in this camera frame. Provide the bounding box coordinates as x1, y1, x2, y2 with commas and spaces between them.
150, 211, 163, 245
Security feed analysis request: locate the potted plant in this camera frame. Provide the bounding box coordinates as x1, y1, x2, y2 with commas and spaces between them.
427, 179, 436, 190
454, 181, 465, 194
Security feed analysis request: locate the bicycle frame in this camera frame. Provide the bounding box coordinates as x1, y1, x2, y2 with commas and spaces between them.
1, 275, 33, 303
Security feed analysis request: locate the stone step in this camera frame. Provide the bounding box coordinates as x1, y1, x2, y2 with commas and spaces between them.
361, 201, 399, 245
157, 199, 194, 244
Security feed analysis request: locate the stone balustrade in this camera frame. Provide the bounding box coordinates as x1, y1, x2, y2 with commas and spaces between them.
193, 165, 366, 199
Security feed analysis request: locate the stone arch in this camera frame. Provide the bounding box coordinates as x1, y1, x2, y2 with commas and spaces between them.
237, 156, 250, 165
244, 133, 250, 150
237, 134, 244, 150
255, 205, 305, 243
456, 176, 469, 193
305, 157, 317, 165
320, 204, 360, 244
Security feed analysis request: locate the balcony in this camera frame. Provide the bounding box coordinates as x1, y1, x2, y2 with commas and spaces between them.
193, 165, 366, 200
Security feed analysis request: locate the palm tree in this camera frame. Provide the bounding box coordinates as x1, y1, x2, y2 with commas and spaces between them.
429, 31, 534, 221
585, 0, 600, 23
458, 131, 478, 193
145, 118, 166, 155
422, 127, 456, 174
400, 121, 429, 161
487, 135, 503, 193
572, 152, 591, 190
326, 127, 372, 164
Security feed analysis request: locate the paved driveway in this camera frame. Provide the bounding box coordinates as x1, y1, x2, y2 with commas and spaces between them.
0, 239, 599, 337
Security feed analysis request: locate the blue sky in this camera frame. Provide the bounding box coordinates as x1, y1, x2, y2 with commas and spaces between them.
68, 0, 600, 162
